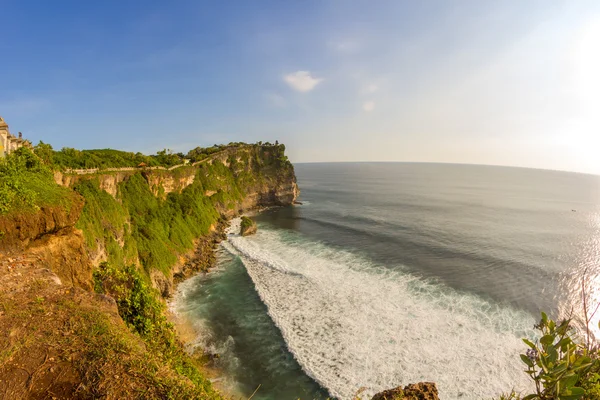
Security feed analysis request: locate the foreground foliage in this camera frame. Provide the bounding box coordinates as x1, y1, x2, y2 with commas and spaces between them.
501, 313, 600, 400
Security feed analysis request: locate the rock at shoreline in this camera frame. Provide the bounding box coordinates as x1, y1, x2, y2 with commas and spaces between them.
240, 216, 257, 236
371, 382, 439, 400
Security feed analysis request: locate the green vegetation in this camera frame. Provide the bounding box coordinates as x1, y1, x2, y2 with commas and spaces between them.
74, 179, 138, 266
119, 172, 220, 274
0, 147, 73, 214
51, 147, 162, 169
499, 313, 600, 400
34, 140, 291, 173
34, 142, 187, 170
186, 142, 248, 162
70, 142, 294, 275
93, 262, 221, 399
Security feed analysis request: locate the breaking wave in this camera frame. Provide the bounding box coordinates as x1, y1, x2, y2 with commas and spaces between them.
223, 219, 536, 399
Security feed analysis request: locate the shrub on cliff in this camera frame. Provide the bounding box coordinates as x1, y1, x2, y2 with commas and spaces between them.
48, 146, 187, 170
0, 147, 71, 214
74, 179, 137, 265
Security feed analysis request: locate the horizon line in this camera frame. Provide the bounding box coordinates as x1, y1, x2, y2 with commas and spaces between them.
292, 160, 600, 177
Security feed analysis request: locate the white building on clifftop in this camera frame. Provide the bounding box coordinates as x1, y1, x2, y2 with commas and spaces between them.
0, 116, 32, 157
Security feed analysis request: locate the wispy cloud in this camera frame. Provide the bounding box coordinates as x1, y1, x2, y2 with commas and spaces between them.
284, 71, 323, 92
362, 101, 375, 112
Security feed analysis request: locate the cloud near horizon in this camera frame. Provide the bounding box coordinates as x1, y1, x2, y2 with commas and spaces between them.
284, 71, 323, 92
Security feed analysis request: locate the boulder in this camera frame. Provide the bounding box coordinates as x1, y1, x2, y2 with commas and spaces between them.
371, 382, 439, 400
240, 216, 257, 236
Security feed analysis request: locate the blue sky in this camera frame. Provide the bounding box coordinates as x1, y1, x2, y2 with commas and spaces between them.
2, 1, 600, 173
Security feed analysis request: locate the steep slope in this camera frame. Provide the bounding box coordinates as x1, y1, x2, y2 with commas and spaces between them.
0, 143, 298, 399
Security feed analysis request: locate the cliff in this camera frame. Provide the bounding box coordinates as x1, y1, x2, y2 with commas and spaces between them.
0, 143, 298, 399
63, 143, 298, 296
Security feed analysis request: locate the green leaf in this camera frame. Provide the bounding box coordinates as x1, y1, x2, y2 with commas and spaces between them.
559, 374, 578, 391
558, 387, 584, 400
552, 363, 568, 376
572, 355, 592, 368
547, 345, 558, 363
541, 311, 548, 323
520, 354, 534, 368
540, 334, 554, 346
557, 338, 572, 351
522, 338, 536, 348
522, 395, 538, 400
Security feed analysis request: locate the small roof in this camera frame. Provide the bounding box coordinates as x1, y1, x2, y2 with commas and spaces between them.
0, 117, 8, 129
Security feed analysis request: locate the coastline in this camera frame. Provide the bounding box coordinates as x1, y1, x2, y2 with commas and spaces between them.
167, 304, 245, 398
167, 219, 236, 398
167, 214, 264, 400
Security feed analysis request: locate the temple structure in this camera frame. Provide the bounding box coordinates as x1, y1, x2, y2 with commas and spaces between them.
0, 116, 32, 157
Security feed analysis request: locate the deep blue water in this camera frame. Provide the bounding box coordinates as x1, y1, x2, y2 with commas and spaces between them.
172, 163, 600, 399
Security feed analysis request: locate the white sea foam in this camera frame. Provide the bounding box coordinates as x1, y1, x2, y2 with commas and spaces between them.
224, 226, 537, 400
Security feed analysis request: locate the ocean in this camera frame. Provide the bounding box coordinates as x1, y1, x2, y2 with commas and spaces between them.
171, 162, 600, 400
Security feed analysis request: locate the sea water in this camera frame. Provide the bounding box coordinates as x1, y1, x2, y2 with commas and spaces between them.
171, 163, 600, 399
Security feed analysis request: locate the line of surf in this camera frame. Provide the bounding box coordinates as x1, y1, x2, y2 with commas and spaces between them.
223, 218, 536, 399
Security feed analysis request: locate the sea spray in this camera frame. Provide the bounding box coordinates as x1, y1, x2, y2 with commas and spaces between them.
224, 220, 536, 399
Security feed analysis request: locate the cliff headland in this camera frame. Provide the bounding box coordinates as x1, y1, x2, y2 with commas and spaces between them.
0, 142, 298, 399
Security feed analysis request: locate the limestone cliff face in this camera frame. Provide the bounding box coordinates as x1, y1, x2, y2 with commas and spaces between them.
49, 144, 298, 296
0, 194, 93, 290
54, 170, 137, 199
144, 168, 197, 198
0, 193, 84, 249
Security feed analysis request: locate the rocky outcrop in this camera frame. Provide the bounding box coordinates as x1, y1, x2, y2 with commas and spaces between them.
240, 216, 257, 236
54, 170, 137, 199
371, 382, 439, 400
27, 227, 93, 290
0, 193, 94, 291
144, 168, 197, 198
0, 193, 84, 250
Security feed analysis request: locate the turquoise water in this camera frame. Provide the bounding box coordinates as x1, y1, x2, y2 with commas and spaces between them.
172, 248, 328, 400
172, 163, 600, 399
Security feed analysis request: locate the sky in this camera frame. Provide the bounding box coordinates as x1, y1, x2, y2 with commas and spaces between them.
1, 0, 600, 173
